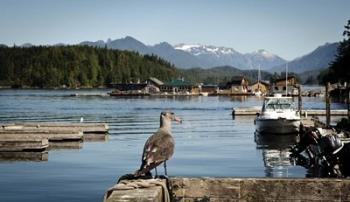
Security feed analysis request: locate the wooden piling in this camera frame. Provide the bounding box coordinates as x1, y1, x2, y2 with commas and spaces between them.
297, 84, 302, 114
326, 82, 331, 127
347, 82, 350, 119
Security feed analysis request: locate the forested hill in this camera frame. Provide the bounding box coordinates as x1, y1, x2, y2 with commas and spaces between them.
0, 45, 179, 88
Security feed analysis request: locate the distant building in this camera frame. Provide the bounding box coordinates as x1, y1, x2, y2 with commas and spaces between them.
221, 76, 249, 95
200, 84, 219, 94
251, 80, 270, 94
273, 76, 298, 95
146, 77, 164, 88
146, 77, 164, 93
160, 79, 198, 94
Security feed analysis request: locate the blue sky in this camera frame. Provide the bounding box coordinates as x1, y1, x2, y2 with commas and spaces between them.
0, 0, 349, 60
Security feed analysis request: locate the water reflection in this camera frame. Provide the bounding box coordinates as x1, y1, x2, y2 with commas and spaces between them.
48, 141, 83, 150
0, 151, 48, 161
255, 132, 298, 177
230, 96, 248, 102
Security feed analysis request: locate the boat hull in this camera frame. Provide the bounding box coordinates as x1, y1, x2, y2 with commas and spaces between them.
255, 118, 300, 134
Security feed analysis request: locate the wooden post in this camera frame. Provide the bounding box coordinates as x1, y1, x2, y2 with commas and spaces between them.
298, 85, 302, 116
326, 82, 331, 127
347, 85, 350, 119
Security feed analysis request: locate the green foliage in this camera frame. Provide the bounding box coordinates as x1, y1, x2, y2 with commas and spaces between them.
322, 20, 350, 84
0, 45, 179, 88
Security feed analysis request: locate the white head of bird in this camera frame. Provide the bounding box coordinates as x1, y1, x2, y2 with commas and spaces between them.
160, 111, 182, 130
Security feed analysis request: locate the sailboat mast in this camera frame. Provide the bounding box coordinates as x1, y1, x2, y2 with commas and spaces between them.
258, 64, 260, 90
285, 63, 288, 96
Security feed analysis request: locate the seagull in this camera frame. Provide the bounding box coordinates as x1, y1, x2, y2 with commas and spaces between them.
134, 111, 182, 177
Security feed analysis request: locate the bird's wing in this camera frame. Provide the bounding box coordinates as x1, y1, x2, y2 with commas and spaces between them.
137, 130, 174, 175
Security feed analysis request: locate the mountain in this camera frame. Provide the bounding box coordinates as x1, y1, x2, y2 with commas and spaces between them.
174, 44, 286, 70
181, 65, 273, 84
151, 42, 203, 68
79, 36, 286, 70
270, 42, 339, 73
245, 49, 287, 70
174, 44, 248, 69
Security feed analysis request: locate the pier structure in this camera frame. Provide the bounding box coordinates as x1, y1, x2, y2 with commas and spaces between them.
0, 122, 109, 160
104, 177, 350, 202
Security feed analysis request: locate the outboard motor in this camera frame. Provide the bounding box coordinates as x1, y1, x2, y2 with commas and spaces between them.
317, 134, 343, 177
319, 134, 343, 156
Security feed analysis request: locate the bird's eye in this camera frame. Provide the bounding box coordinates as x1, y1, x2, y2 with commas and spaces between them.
171, 112, 174, 115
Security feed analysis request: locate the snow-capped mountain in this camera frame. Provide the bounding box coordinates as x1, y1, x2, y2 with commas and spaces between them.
174, 44, 238, 56
174, 43, 286, 70
80, 37, 286, 69
246, 49, 287, 70
79, 36, 336, 73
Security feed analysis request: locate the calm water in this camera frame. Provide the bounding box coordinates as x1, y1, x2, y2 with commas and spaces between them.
0, 89, 347, 202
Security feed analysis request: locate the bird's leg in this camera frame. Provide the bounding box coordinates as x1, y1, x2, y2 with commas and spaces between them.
164, 161, 168, 176
155, 167, 158, 177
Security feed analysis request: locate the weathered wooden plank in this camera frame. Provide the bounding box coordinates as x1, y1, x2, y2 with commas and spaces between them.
0, 151, 48, 161
0, 131, 83, 141
49, 141, 83, 150
104, 179, 167, 202
0, 138, 48, 152
171, 177, 350, 202
1, 122, 109, 133
83, 133, 108, 141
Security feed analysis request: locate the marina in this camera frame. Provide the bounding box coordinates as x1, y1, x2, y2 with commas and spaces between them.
0, 89, 348, 202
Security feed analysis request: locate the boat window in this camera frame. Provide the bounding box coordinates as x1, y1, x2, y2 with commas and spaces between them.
265, 98, 293, 110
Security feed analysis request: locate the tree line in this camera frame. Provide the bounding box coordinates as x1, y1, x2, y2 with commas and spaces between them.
321, 19, 350, 84
0, 45, 179, 88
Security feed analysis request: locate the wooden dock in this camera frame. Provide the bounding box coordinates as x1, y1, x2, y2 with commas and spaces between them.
104, 177, 350, 202
0, 122, 109, 154
232, 107, 348, 116
0, 130, 83, 141
1, 122, 109, 134
0, 137, 49, 152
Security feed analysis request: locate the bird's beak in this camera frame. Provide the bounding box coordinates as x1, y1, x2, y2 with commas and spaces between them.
174, 116, 182, 124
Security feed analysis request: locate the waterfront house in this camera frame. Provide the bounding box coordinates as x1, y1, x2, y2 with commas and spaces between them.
251, 80, 270, 94
200, 84, 219, 95
273, 76, 298, 95
221, 76, 249, 95
160, 79, 198, 94
146, 77, 164, 93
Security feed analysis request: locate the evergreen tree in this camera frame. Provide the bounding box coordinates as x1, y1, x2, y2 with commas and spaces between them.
323, 20, 350, 84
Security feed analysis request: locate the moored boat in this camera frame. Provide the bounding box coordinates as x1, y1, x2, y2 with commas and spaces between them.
255, 94, 300, 134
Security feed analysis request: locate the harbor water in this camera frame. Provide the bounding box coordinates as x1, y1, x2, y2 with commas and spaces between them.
0, 89, 347, 202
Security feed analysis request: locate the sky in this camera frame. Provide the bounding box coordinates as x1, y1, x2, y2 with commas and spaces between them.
0, 0, 349, 60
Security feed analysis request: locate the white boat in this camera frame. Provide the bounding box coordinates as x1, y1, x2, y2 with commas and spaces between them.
199, 92, 209, 96
255, 94, 300, 134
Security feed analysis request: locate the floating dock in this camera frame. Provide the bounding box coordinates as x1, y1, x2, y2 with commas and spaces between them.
0, 137, 48, 152
232, 107, 348, 116
1, 122, 109, 134
104, 177, 350, 202
0, 122, 109, 155
0, 130, 83, 141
